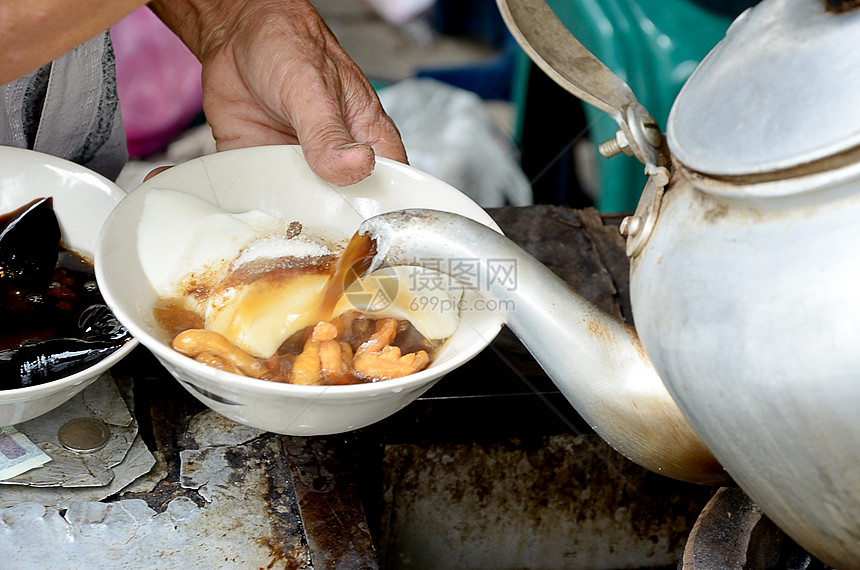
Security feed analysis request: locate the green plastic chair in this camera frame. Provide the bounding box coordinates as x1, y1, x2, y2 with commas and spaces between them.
512, 0, 736, 212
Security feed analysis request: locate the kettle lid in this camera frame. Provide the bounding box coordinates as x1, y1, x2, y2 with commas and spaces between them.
666, 0, 860, 177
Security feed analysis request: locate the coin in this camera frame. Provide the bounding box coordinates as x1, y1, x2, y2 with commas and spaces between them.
57, 418, 111, 453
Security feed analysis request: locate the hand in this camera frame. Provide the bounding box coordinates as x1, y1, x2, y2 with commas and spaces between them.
150, 0, 408, 187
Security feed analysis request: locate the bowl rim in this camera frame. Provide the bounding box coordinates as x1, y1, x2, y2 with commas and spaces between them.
0, 341, 138, 399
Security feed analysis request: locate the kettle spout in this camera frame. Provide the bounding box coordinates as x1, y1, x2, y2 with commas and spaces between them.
359, 209, 728, 485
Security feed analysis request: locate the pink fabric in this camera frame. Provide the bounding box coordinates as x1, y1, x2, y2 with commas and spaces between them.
111, 8, 203, 158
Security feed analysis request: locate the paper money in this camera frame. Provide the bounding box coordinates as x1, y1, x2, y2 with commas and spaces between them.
0, 426, 51, 480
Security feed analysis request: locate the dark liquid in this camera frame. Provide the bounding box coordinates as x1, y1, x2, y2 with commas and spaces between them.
0, 198, 131, 389
0, 250, 108, 350
0, 196, 110, 353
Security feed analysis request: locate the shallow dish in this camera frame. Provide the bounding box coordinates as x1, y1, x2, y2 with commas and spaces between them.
0, 147, 137, 425
96, 145, 505, 435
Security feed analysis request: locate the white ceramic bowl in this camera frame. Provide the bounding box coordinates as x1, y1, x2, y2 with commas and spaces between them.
0, 147, 137, 425
96, 145, 505, 435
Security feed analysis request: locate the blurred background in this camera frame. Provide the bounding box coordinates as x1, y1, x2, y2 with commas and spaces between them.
113, 0, 755, 213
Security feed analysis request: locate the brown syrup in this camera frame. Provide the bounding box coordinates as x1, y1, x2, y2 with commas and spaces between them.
317, 232, 376, 320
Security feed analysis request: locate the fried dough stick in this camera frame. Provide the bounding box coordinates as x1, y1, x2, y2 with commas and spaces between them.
173, 329, 271, 379
291, 321, 353, 385
352, 318, 429, 380
173, 318, 430, 384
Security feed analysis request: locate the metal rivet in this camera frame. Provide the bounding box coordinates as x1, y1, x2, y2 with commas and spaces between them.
58, 418, 111, 453
620, 215, 641, 237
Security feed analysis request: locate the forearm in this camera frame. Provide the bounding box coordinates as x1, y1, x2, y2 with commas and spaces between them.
0, 0, 145, 84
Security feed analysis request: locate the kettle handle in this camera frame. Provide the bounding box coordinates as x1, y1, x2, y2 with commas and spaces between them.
497, 0, 665, 172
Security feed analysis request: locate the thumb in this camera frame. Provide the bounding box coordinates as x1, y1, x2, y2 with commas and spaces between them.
302, 134, 377, 187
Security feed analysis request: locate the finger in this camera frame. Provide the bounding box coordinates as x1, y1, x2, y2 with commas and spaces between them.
297, 93, 409, 186
365, 118, 409, 166
305, 137, 376, 187
293, 96, 377, 186
341, 83, 408, 166
144, 165, 173, 181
